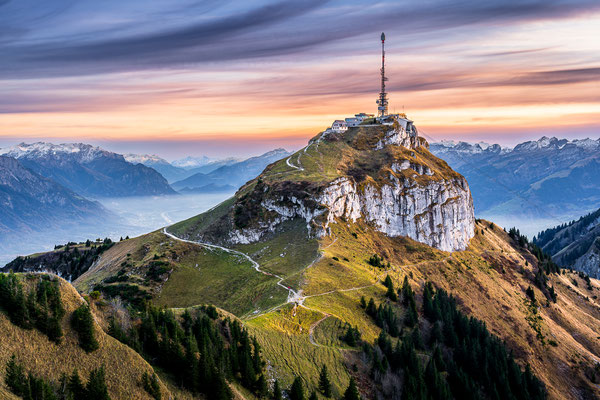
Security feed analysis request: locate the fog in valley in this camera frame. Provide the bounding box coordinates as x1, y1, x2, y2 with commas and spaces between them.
0, 192, 234, 267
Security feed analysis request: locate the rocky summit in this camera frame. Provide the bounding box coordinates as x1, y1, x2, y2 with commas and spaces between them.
172, 119, 475, 252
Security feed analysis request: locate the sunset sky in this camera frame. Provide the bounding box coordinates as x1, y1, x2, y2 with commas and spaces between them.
1, 0, 599, 158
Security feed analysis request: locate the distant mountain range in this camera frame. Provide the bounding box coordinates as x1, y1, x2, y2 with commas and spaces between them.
171, 148, 292, 192
429, 136, 600, 222
535, 208, 600, 278
125, 153, 240, 183
171, 155, 218, 168
0, 155, 106, 237
0, 143, 175, 197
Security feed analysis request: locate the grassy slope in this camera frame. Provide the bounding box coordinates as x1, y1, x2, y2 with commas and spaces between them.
57, 125, 600, 398
0, 274, 171, 400
75, 219, 319, 318
284, 219, 600, 399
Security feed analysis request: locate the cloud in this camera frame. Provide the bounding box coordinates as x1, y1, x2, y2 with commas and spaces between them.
2, 0, 599, 78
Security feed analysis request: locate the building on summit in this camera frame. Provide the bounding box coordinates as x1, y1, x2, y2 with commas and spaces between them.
326, 33, 418, 140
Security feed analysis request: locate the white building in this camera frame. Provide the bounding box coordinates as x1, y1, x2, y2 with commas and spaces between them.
355, 113, 374, 122
331, 120, 348, 132
345, 117, 360, 127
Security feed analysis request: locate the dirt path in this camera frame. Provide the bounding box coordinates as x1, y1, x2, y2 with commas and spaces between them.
285, 153, 304, 171
308, 313, 330, 346
163, 228, 301, 304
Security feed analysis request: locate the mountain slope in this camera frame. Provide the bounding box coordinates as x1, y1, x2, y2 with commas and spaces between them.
1, 143, 176, 197
429, 136, 600, 221
171, 148, 292, 192
0, 273, 171, 399
15, 123, 600, 398
535, 208, 600, 278
63, 215, 600, 399
0, 155, 106, 236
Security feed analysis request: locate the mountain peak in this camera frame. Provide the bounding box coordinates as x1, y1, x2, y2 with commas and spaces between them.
0, 142, 107, 162
171, 121, 475, 252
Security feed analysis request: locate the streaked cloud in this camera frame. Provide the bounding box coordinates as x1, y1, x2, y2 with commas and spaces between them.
1, 0, 599, 155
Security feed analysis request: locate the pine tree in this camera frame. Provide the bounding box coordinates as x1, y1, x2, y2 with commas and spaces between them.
273, 379, 283, 400
366, 298, 377, 316
401, 276, 415, 311
47, 316, 63, 343
309, 391, 319, 400
289, 377, 305, 400
256, 374, 268, 398
360, 296, 366, 309
343, 325, 357, 347
343, 377, 361, 400
384, 275, 393, 289
71, 304, 99, 352
68, 369, 86, 400
318, 365, 332, 397
5, 355, 26, 396
142, 372, 161, 400
252, 337, 263, 371
86, 366, 110, 400
386, 283, 398, 302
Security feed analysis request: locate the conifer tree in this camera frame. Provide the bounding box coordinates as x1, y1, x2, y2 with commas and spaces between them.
71, 304, 99, 352
343, 377, 361, 400
366, 298, 377, 316
386, 283, 398, 302
273, 379, 283, 400
318, 365, 332, 397
142, 372, 161, 400
309, 391, 318, 400
86, 366, 110, 400
5, 355, 26, 396
256, 374, 268, 398
68, 369, 86, 400
289, 377, 305, 400
384, 275, 393, 289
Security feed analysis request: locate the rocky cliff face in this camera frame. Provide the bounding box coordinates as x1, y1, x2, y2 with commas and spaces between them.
175, 121, 475, 252
317, 173, 474, 252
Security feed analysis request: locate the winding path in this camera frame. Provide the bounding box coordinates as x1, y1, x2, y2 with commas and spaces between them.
162, 228, 303, 305
285, 153, 304, 171
308, 313, 330, 346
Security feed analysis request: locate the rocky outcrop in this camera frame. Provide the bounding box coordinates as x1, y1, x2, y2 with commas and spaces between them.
573, 239, 600, 278
182, 120, 476, 252
317, 174, 474, 252
224, 124, 475, 252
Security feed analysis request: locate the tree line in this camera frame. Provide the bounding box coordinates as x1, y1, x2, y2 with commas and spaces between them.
5, 355, 110, 400
3, 239, 114, 282
0, 272, 65, 343
107, 304, 271, 399
358, 278, 546, 399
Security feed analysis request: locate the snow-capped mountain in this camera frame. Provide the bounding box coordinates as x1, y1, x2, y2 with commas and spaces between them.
124, 153, 192, 183
0, 142, 176, 197
172, 155, 216, 169
429, 136, 600, 221
124, 153, 170, 166
0, 142, 107, 162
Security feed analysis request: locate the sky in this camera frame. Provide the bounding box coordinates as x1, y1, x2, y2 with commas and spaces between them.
1, 0, 599, 159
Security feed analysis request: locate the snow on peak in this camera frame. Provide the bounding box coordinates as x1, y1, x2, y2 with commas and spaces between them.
0, 142, 107, 162
172, 156, 215, 168
124, 153, 168, 165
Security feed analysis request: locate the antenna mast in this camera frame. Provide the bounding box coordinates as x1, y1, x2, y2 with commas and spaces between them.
376, 32, 388, 118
